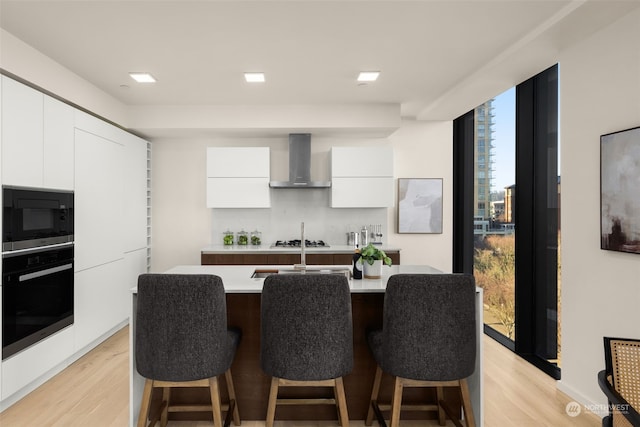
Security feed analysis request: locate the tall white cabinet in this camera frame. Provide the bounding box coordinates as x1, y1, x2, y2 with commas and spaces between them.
331, 146, 394, 208
73, 111, 148, 351
0, 76, 149, 408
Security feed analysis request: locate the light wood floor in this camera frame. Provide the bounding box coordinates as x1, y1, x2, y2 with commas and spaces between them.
0, 325, 601, 427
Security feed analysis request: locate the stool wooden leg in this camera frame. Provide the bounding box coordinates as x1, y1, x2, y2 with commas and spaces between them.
436, 386, 445, 426
459, 378, 475, 427
334, 377, 350, 427
137, 379, 153, 427
209, 377, 223, 427
365, 365, 383, 426
160, 387, 170, 427
389, 377, 404, 427
266, 377, 279, 427
225, 369, 241, 425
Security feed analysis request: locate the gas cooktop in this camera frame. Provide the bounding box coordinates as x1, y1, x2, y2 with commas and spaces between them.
271, 239, 329, 248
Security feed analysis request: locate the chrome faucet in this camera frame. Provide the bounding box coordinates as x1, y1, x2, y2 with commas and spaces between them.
294, 222, 306, 271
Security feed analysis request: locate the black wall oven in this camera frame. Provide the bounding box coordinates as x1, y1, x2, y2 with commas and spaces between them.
3, 186, 74, 252
2, 245, 74, 359
2, 187, 75, 360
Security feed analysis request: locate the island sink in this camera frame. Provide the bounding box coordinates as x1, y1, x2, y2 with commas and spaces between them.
251, 267, 351, 279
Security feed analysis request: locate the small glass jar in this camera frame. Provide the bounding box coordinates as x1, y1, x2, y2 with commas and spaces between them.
237, 230, 249, 246
223, 230, 234, 246
250, 230, 262, 246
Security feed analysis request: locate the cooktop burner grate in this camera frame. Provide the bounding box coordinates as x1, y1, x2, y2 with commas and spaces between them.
272, 239, 329, 248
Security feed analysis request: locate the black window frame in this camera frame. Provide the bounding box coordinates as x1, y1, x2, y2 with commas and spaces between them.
453, 64, 560, 379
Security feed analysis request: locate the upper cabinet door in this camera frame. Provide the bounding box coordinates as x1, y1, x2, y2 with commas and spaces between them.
331, 146, 393, 177
206, 147, 271, 208
1, 77, 75, 190
207, 147, 270, 177
43, 95, 75, 190
1, 76, 44, 187
74, 128, 124, 271
330, 146, 394, 208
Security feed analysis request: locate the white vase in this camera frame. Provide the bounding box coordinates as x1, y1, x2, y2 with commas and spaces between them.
363, 259, 382, 279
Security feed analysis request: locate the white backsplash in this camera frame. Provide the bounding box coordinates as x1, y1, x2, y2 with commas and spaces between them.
211, 188, 388, 246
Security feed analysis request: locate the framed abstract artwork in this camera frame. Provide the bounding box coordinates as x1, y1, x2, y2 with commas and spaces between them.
601, 126, 640, 254
397, 178, 443, 234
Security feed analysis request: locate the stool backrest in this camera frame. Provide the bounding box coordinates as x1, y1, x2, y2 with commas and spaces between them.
136, 274, 229, 381
260, 274, 353, 381
604, 337, 640, 412
382, 274, 476, 381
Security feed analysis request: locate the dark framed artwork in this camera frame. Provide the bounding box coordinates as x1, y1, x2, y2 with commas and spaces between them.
397, 178, 443, 234
601, 126, 640, 254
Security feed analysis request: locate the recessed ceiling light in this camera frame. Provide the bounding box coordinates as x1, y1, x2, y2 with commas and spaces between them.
357, 71, 380, 82
129, 72, 156, 83
244, 72, 265, 83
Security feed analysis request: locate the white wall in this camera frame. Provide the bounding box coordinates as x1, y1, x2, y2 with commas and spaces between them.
558, 8, 640, 413
150, 120, 453, 273
388, 119, 453, 271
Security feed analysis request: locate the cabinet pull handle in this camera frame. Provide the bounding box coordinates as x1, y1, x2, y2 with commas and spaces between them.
19, 263, 73, 282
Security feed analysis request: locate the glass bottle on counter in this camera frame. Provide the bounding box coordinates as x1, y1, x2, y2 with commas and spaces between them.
352, 249, 363, 280
250, 229, 262, 246
223, 230, 234, 246
237, 230, 249, 246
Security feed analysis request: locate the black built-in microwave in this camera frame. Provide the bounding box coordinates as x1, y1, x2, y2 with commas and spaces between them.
2, 186, 74, 252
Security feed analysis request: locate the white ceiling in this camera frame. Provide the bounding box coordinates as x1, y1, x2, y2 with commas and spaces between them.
1, 0, 638, 131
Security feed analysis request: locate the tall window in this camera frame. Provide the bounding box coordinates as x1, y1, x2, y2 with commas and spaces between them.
454, 64, 560, 378
473, 89, 516, 343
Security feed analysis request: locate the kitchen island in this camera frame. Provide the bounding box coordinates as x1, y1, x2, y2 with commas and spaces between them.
129, 265, 483, 427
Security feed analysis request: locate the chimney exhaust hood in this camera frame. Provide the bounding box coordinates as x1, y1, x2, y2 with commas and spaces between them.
269, 133, 331, 188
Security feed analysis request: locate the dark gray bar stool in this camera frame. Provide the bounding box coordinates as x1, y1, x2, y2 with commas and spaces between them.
365, 274, 476, 427
136, 274, 241, 427
260, 274, 353, 427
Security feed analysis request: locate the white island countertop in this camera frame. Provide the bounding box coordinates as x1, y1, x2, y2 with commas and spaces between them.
158, 264, 438, 293
201, 244, 402, 254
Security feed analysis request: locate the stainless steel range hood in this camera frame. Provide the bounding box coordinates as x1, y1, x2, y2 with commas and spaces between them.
269, 133, 331, 188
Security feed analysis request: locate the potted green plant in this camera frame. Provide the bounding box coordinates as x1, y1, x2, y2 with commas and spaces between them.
360, 243, 392, 278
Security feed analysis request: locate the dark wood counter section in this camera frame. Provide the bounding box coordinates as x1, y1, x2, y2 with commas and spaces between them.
201, 251, 400, 266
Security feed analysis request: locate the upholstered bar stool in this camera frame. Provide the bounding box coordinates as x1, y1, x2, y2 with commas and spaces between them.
260, 274, 353, 427
365, 274, 476, 427
136, 274, 241, 427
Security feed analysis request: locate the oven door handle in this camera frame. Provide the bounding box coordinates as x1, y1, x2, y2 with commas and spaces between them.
18, 263, 73, 282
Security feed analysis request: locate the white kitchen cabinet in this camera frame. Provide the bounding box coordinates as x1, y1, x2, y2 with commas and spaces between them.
331, 146, 394, 177
1, 325, 74, 399
123, 133, 148, 253
74, 260, 126, 350
1, 76, 74, 189
0, 77, 149, 407
331, 177, 395, 208
206, 147, 270, 208
207, 177, 271, 208
331, 146, 394, 208
1, 76, 43, 188
74, 128, 124, 272
43, 96, 75, 190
